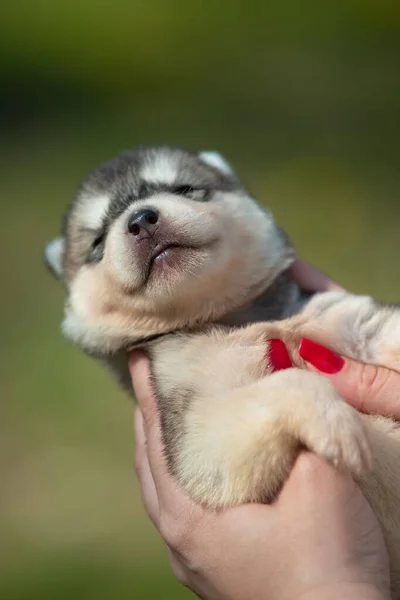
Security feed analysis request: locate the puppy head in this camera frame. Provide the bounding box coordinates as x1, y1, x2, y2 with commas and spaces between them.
44, 146, 294, 355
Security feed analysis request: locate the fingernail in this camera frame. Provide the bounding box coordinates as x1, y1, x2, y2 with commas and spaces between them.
298, 338, 344, 374
268, 339, 293, 372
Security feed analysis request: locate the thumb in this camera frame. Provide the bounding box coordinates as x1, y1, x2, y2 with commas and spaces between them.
299, 338, 400, 420
128, 350, 160, 428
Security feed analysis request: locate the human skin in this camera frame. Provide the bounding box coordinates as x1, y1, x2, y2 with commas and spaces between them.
131, 260, 397, 600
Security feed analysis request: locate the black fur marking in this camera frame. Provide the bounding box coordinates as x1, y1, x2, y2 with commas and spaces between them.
222, 271, 302, 326
106, 183, 220, 224
72, 146, 241, 228
128, 331, 177, 349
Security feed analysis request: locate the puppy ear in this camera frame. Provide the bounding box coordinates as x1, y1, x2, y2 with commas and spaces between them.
199, 151, 235, 176
43, 238, 65, 280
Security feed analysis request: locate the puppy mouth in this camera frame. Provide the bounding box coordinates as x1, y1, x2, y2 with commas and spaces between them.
146, 241, 199, 277
144, 239, 216, 282
150, 242, 189, 264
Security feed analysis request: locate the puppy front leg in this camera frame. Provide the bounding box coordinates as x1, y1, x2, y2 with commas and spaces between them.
173, 368, 372, 508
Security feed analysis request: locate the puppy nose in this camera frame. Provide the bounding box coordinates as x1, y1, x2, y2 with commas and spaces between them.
128, 209, 159, 236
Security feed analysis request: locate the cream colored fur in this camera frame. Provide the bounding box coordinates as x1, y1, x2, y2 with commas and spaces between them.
45, 146, 400, 597
148, 304, 400, 597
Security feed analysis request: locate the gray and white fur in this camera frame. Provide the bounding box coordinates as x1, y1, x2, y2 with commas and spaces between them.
45, 145, 400, 597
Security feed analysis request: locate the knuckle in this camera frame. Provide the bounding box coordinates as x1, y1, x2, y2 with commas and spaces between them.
160, 515, 205, 573
358, 363, 390, 403
142, 405, 160, 430
143, 408, 155, 428
134, 453, 142, 478
168, 552, 190, 587
133, 440, 147, 479
159, 515, 189, 551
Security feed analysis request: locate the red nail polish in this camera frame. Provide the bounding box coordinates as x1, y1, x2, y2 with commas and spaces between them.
298, 338, 344, 374
268, 339, 293, 372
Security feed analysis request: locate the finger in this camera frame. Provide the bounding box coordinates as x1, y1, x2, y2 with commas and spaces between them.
275, 453, 375, 550
131, 379, 170, 497
130, 352, 200, 514
166, 547, 191, 588
129, 352, 172, 483
279, 452, 355, 506
129, 351, 159, 428
324, 358, 400, 420
290, 259, 345, 292
134, 406, 147, 477
299, 340, 400, 419
134, 408, 160, 525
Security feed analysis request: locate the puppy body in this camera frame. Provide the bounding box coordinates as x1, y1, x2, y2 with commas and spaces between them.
45, 146, 400, 596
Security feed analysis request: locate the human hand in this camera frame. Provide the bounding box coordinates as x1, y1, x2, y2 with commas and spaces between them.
131, 352, 390, 600
291, 259, 400, 420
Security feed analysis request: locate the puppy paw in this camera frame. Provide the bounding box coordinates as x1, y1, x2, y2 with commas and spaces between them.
300, 400, 372, 476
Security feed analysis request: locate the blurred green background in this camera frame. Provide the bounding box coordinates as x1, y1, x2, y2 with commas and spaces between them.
1, 1, 399, 598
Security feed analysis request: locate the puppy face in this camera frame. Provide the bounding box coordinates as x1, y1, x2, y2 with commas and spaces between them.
45, 146, 294, 355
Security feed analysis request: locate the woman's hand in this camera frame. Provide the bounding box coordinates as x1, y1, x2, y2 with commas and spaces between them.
291, 259, 400, 420
131, 349, 390, 600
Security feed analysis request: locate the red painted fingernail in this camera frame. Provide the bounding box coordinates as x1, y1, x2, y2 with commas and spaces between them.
268, 339, 293, 372
298, 338, 344, 374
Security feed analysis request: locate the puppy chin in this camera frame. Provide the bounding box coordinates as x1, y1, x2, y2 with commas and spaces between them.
145, 248, 214, 303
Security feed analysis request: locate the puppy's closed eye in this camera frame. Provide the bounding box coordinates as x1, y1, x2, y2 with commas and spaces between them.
171, 185, 209, 201
87, 231, 106, 263
172, 185, 195, 195
93, 232, 104, 247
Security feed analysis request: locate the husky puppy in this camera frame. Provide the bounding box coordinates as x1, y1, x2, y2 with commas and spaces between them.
45, 146, 400, 595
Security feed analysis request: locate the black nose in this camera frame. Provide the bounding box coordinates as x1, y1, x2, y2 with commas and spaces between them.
128, 209, 159, 236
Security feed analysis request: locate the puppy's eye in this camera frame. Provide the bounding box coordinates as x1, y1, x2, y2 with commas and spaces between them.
173, 185, 195, 195
171, 185, 209, 201
87, 232, 105, 263
92, 233, 104, 249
